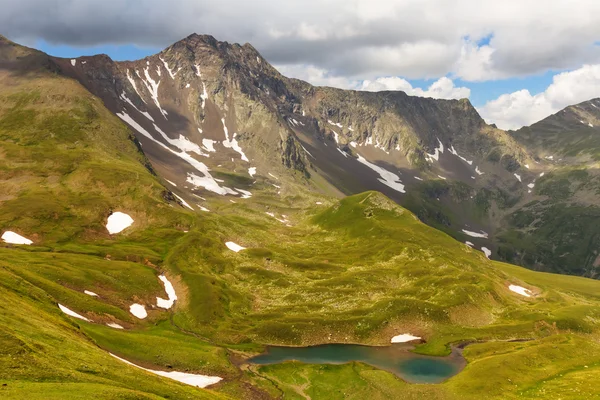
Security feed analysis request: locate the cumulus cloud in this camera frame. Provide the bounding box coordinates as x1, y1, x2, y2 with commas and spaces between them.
478, 64, 600, 130
360, 77, 470, 100
2, 0, 600, 82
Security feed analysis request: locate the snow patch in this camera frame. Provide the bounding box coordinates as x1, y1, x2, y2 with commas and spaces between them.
462, 229, 488, 238
301, 145, 314, 158
514, 173, 522, 182
2, 231, 32, 245
509, 284, 532, 297
225, 241, 245, 252
481, 247, 492, 259
336, 148, 348, 157
437, 175, 447, 180
221, 118, 249, 161
117, 112, 235, 196
414, 176, 423, 181
129, 303, 147, 319
448, 145, 473, 165
327, 120, 343, 129
126, 70, 146, 103
186, 173, 238, 196
248, 167, 257, 177
391, 334, 421, 343
465, 241, 474, 247
159, 56, 179, 79
202, 139, 216, 153
107, 323, 124, 329
475, 166, 484, 175
59, 304, 90, 322
84, 290, 98, 297
174, 194, 194, 211
70, 59, 76, 67
110, 353, 222, 388
425, 138, 444, 162
156, 275, 178, 309
152, 123, 208, 157
235, 188, 252, 199
141, 66, 167, 118
356, 154, 405, 194
166, 179, 177, 187
106, 212, 134, 234
119, 92, 154, 122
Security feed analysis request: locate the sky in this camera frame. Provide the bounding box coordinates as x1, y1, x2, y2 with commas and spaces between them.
5, 0, 600, 130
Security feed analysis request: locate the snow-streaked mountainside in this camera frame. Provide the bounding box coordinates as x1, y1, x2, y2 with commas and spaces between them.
46, 33, 599, 277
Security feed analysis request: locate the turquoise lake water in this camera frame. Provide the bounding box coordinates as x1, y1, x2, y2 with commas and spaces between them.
248, 343, 465, 384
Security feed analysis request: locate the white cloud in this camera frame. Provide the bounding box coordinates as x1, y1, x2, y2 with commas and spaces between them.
478, 64, 600, 130
276, 63, 469, 100
4, 0, 600, 83
360, 77, 470, 100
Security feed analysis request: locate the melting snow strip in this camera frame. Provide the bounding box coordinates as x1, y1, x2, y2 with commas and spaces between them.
156, 275, 178, 309
301, 145, 314, 158
117, 112, 236, 196
465, 241, 475, 247
59, 304, 90, 322
202, 139, 216, 152
107, 322, 124, 329
225, 241, 245, 252
481, 247, 492, 259
462, 229, 488, 238
356, 155, 405, 194
2, 231, 33, 245
110, 353, 222, 388
84, 290, 98, 297
336, 148, 348, 157
166, 179, 177, 187
159, 56, 178, 79
141, 66, 168, 118
425, 138, 444, 162
514, 173, 522, 182
126, 70, 146, 103
234, 188, 252, 199
391, 334, 421, 343
221, 118, 249, 161
174, 194, 194, 210
119, 91, 154, 122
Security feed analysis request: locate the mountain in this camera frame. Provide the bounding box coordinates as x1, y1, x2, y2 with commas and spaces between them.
2, 33, 600, 399
50, 33, 599, 278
